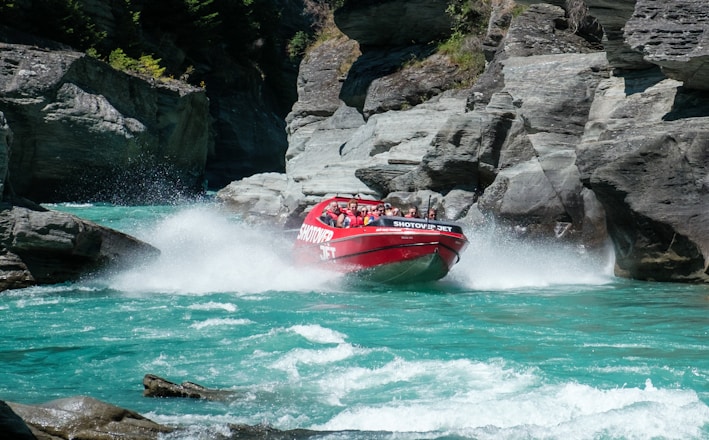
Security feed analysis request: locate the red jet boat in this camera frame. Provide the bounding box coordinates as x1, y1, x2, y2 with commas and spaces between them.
293, 197, 469, 283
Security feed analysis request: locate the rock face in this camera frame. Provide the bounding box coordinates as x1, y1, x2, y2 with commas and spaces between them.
218, 0, 709, 283
625, 0, 709, 90
577, 72, 709, 282
0, 41, 210, 203
0, 200, 159, 291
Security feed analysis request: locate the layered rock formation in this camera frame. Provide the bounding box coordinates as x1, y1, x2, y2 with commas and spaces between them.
218, 0, 709, 283
0, 198, 160, 291
0, 40, 209, 203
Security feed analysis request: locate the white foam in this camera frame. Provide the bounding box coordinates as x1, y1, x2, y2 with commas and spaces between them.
312, 362, 709, 439
104, 206, 340, 295
314, 357, 537, 408
189, 318, 252, 330
448, 227, 615, 290
290, 324, 347, 344
270, 344, 364, 380
187, 301, 238, 312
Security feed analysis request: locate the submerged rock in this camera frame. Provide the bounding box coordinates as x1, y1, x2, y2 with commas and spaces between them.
143, 374, 237, 401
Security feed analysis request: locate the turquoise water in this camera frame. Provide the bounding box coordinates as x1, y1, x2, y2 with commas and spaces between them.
2, 203, 708, 439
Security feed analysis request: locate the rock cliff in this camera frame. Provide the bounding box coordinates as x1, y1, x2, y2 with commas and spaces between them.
218, 0, 709, 284
0, 40, 210, 203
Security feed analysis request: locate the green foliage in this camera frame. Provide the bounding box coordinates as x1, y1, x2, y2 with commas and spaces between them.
109, 48, 166, 79
437, 0, 492, 86
288, 31, 312, 61
446, 0, 491, 35
438, 32, 485, 74
109, 48, 138, 72
184, 0, 220, 31
511, 4, 527, 18
138, 55, 167, 78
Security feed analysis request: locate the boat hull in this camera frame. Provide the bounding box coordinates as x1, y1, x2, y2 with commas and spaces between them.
293, 197, 469, 284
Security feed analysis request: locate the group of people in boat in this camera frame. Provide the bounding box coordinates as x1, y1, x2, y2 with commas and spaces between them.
321, 198, 437, 228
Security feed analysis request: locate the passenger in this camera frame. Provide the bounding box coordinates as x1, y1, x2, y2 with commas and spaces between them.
405, 206, 420, 218
365, 203, 384, 225
322, 201, 345, 227
390, 207, 402, 216
342, 198, 364, 227
357, 206, 368, 225
427, 207, 437, 220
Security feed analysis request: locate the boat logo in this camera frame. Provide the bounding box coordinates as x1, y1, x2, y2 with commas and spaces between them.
319, 244, 336, 260
297, 224, 334, 244
391, 220, 453, 232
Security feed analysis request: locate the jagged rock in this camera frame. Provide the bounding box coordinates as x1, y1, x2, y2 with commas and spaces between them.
584, 0, 648, 70
474, 48, 609, 244
215, 172, 289, 224
334, 0, 474, 116
577, 72, 709, 282
0, 200, 159, 291
143, 374, 237, 401
403, 109, 518, 193
286, 36, 361, 132
625, 0, 709, 91
350, 50, 461, 118
354, 164, 414, 195
515, 0, 647, 70
504, 3, 602, 56
0, 41, 209, 203
7, 396, 173, 440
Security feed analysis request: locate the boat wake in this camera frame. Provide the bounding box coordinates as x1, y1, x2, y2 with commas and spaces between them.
446, 226, 615, 290
103, 206, 340, 295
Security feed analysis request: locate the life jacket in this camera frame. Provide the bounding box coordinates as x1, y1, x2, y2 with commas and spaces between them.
364, 212, 378, 225
321, 208, 341, 226
325, 209, 340, 222
342, 208, 364, 227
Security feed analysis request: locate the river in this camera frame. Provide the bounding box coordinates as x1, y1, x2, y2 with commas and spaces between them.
1, 201, 708, 439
